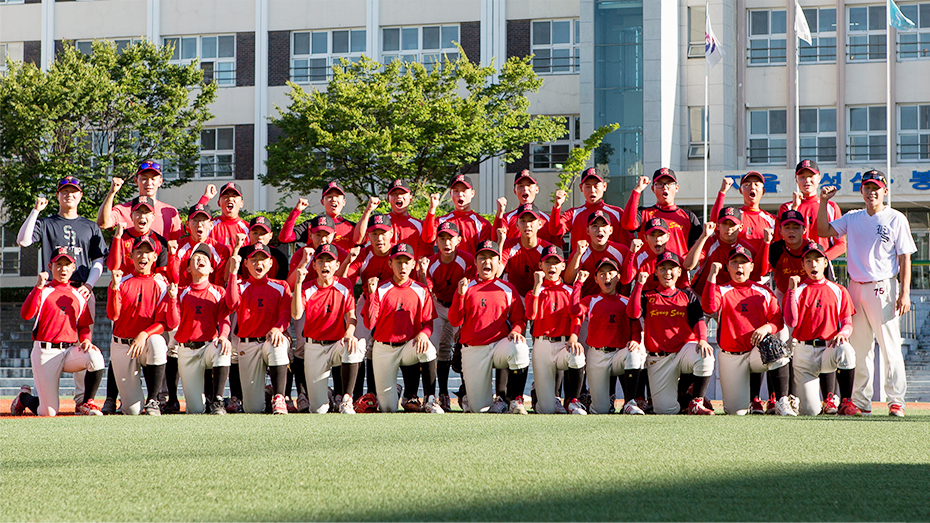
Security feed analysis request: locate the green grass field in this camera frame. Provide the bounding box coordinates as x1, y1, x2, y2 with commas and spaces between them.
2, 410, 929, 522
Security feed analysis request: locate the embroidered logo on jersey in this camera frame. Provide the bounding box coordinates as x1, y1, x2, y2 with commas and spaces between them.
257, 298, 264, 307
480, 298, 487, 307
396, 302, 405, 311
325, 304, 332, 314
609, 314, 616, 323
740, 304, 748, 312
876, 225, 891, 243
59, 305, 67, 315
196, 305, 202, 315
815, 299, 822, 308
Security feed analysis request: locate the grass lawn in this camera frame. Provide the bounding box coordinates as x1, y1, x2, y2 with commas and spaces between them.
2, 404, 929, 522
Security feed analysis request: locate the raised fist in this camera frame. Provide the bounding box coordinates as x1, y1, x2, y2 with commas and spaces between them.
576, 270, 590, 284
114, 221, 124, 239
347, 246, 361, 261
496, 228, 507, 245
791, 191, 802, 210
788, 275, 801, 290
227, 255, 241, 275
111, 269, 123, 287
34, 197, 48, 212
820, 186, 837, 200
366, 277, 379, 294
634, 176, 650, 193
110, 177, 124, 194
496, 197, 508, 215
708, 262, 723, 277
636, 271, 649, 285
168, 283, 178, 299
575, 240, 589, 254
553, 189, 567, 208
234, 233, 246, 250
295, 267, 308, 283
167, 240, 178, 255
630, 238, 644, 253
703, 222, 716, 237
429, 193, 442, 212
299, 246, 314, 267
203, 184, 218, 200
457, 277, 470, 296
296, 197, 310, 212
720, 177, 734, 193
533, 271, 545, 287
36, 271, 49, 288
418, 257, 429, 275
366, 196, 381, 213
763, 227, 774, 243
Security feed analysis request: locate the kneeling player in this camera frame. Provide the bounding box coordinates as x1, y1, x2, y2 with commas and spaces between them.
12, 247, 105, 417
572, 258, 645, 415
449, 240, 530, 414
362, 243, 439, 413
292, 244, 364, 414
785, 243, 860, 416
628, 252, 715, 415
703, 245, 792, 415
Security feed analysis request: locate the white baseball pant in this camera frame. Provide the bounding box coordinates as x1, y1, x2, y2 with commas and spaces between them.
585, 346, 645, 414
532, 338, 585, 414
371, 339, 437, 413
793, 340, 856, 416
717, 349, 789, 415
304, 338, 366, 413
110, 335, 169, 415
177, 341, 231, 414
460, 338, 530, 413
645, 342, 715, 415
30, 341, 105, 416
236, 338, 290, 414
848, 279, 907, 411
428, 302, 457, 362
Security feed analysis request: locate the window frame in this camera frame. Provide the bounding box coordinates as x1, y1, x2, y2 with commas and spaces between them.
847, 5, 887, 63
0, 43, 8, 77
747, 108, 788, 165
380, 24, 461, 71
689, 106, 707, 159
162, 126, 235, 180
847, 105, 887, 163
531, 18, 581, 74
897, 2, 930, 60
531, 116, 580, 171
0, 227, 20, 276
688, 7, 706, 59
163, 34, 237, 87
898, 104, 930, 161
798, 7, 838, 63
798, 106, 838, 164
75, 38, 144, 57
290, 28, 367, 83
748, 9, 788, 66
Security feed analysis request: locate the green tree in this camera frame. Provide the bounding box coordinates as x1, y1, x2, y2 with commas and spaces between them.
265, 51, 566, 202
555, 123, 620, 191
0, 40, 217, 227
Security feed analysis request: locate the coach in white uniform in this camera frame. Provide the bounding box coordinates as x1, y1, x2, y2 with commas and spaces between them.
817, 170, 915, 417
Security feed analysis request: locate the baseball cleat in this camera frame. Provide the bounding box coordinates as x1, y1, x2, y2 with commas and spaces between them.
622, 401, 645, 415
424, 395, 444, 414
460, 395, 470, 413
272, 394, 288, 415
437, 394, 452, 413
160, 399, 181, 415
788, 394, 800, 414
76, 400, 103, 416
821, 392, 839, 415
509, 396, 528, 415
226, 396, 243, 413
339, 394, 356, 414
402, 397, 422, 413
567, 398, 588, 415
687, 397, 714, 415
838, 399, 862, 416
100, 397, 118, 415
765, 393, 777, 415
750, 396, 765, 415
143, 399, 161, 416
296, 392, 310, 413
10, 385, 30, 415
489, 396, 508, 414
608, 394, 617, 414
889, 403, 905, 417
553, 401, 568, 414
210, 397, 227, 415
285, 396, 298, 413
774, 396, 797, 416
328, 387, 339, 412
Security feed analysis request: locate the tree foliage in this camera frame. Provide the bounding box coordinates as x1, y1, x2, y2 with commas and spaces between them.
265, 51, 566, 202
0, 40, 216, 227
556, 123, 621, 191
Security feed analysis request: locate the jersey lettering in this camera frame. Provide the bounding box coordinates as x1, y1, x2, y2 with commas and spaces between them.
196, 305, 202, 315
877, 224, 891, 243
257, 298, 264, 307
480, 298, 487, 307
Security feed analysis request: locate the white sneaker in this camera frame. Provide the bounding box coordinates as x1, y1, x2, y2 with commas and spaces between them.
509, 396, 528, 415
553, 401, 568, 414
339, 394, 356, 414
489, 396, 509, 414
623, 401, 645, 415
788, 394, 800, 414
567, 398, 587, 415
775, 396, 797, 416
424, 395, 444, 414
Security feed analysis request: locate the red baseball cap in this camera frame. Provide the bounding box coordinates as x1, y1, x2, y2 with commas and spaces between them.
390, 243, 416, 260
541, 245, 564, 262
246, 242, 272, 259
579, 168, 604, 185
861, 170, 887, 189
653, 167, 677, 183
187, 204, 211, 220
587, 209, 610, 226
437, 222, 460, 237
57, 176, 82, 193
387, 179, 411, 194
135, 160, 162, 176
644, 217, 669, 234
309, 215, 335, 233
219, 182, 243, 197
654, 251, 682, 268
313, 243, 340, 261
476, 240, 500, 257
514, 169, 537, 185
368, 213, 391, 232
249, 216, 272, 233
728, 244, 753, 262
595, 257, 620, 272
740, 171, 765, 185
131, 234, 158, 251
516, 203, 541, 220
50, 246, 76, 264
802, 241, 828, 259
450, 174, 474, 190
322, 181, 345, 197
795, 159, 820, 176
131, 196, 155, 213
779, 209, 805, 227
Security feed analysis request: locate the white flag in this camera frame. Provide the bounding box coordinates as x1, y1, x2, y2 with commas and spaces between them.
795, 1, 813, 45
705, 11, 724, 69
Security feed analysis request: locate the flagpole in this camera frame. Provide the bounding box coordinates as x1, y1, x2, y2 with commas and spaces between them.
704, 46, 709, 222
887, 0, 893, 208
795, 3, 801, 166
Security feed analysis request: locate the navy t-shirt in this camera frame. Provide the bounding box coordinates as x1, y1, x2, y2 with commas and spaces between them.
32, 215, 108, 284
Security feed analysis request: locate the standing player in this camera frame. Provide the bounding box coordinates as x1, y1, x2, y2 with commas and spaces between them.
493, 170, 556, 243
768, 210, 824, 301
12, 247, 105, 417
279, 183, 357, 252
627, 252, 715, 415
622, 168, 702, 255
501, 204, 553, 297
449, 240, 530, 414
784, 243, 860, 416
174, 204, 229, 288
817, 170, 915, 416
362, 243, 440, 413
237, 216, 289, 281
209, 182, 250, 251
622, 218, 691, 291
686, 209, 770, 296
563, 210, 631, 298
710, 173, 776, 257
549, 168, 630, 247
106, 197, 172, 276
774, 160, 847, 260
353, 180, 440, 259
425, 175, 491, 258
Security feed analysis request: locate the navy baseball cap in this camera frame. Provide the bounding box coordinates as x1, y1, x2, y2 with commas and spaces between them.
475, 240, 500, 257
189, 243, 214, 264
795, 159, 820, 176
587, 209, 611, 226
313, 243, 340, 261
249, 216, 272, 233
50, 246, 76, 264
740, 171, 765, 185
644, 217, 669, 234
309, 215, 335, 233
322, 181, 345, 196
653, 167, 677, 183
516, 203, 541, 220
861, 170, 887, 188
779, 209, 805, 227
131, 234, 157, 251
368, 213, 391, 232
437, 222, 460, 237
135, 160, 162, 176
450, 174, 474, 190
718, 207, 741, 225
595, 257, 620, 272
131, 196, 155, 213
514, 169, 537, 185
728, 244, 753, 262
579, 168, 604, 185
655, 251, 682, 268
388, 179, 411, 194
188, 204, 211, 220
219, 182, 243, 197
389, 243, 415, 260
56, 176, 82, 193
541, 245, 564, 262
246, 242, 272, 259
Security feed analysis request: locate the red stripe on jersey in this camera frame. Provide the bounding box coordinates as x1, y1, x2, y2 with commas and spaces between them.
21, 282, 92, 344
526, 280, 574, 337
363, 279, 435, 343
426, 251, 475, 304
237, 278, 292, 338
301, 278, 356, 340
449, 278, 525, 346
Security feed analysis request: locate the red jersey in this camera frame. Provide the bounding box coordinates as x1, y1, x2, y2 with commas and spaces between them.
774, 195, 846, 259
709, 193, 777, 256
702, 280, 783, 353
210, 215, 250, 251
344, 246, 393, 286
785, 278, 855, 341
107, 273, 175, 339
112, 198, 183, 241
289, 244, 348, 288
574, 242, 631, 297
621, 191, 702, 254
572, 288, 642, 349
622, 246, 691, 292
385, 212, 432, 259
299, 277, 356, 340
175, 238, 229, 288
236, 278, 291, 339
425, 251, 476, 305
106, 229, 171, 278
549, 200, 631, 247
363, 279, 435, 343
449, 278, 526, 346
168, 280, 238, 343
690, 237, 768, 296
768, 240, 807, 295
525, 279, 574, 337
493, 206, 556, 244
21, 282, 93, 344
501, 238, 553, 297
429, 210, 492, 258
279, 210, 357, 252
628, 284, 706, 353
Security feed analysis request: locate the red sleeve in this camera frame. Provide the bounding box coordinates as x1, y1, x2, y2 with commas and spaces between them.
772, 202, 790, 241
752, 240, 771, 278
107, 285, 122, 321
492, 214, 506, 237
275, 284, 292, 332
838, 316, 853, 339
548, 205, 569, 238
449, 289, 465, 327
783, 288, 799, 328
702, 281, 722, 314
709, 189, 727, 224
168, 212, 184, 242
629, 309, 643, 344
278, 206, 302, 243
419, 293, 435, 338
362, 291, 380, 331
144, 297, 168, 337
508, 291, 525, 335
422, 213, 437, 244
571, 283, 588, 335
344, 257, 363, 285
478, 217, 493, 244
627, 282, 643, 319
167, 252, 180, 284
20, 287, 42, 320
218, 315, 231, 339
525, 291, 539, 321
107, 235, 123, 271
620, 247, 638, 285
77, 302, 94, 343
167, 294, 180, 330
225, 277, 241, 311
694, 319, 708, 342
621, 190, 643, 231
197, 194, 210, 206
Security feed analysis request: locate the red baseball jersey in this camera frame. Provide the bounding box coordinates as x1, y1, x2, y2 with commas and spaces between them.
236, 277, 291, 338
690, 237, 768, 296
768, 240, 807, 295
425, 251, 476, 305
289, 244, 347, 289
573, 242, 631, 297
621, 191, 702, 254
785, 278, 855, 341
702, 280, 783, 353
549, 201, 631, 247
107, 273, 174, 339
429, 210, 492, 258
386, 212, 432, 259
572, 289, 642, 349
168, 280, 237, 344
363, 279, 435, 343
21, 281, 93, 344
774, 195, 846, 259
493, 207, 556, 244
628, 284, 706, 353
299, 277, 356, 340
279, 211, 356, 252
525, 279, 574, 337
344, 246, 393, 286
106, 229, 171, 278
501, 238, 553, 297
112, 198, 184, 241
175, 238, 229, 288
449, 278, 526, 346
210, 215, 250, 251
622, 247, 691, 292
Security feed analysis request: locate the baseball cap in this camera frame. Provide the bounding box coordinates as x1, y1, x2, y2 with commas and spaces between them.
188, 204, 211, 220
135, 160, 162, 176
189, 243, 213, 264
387, 179, 411, 194
579, 168, 604, 185
475, 240, 500, 257
50, 246, 76, 264
802, 241, 828, 259
131, 196, 155, 213
541, 245, 564, 262
595, 257, 620, 272
587, 209, 611, 226
389, 243, 416, 260
322, 181, 345, 196
56, 176, 82, 193
514, 169, 537, 185
654, 251, 682, 268
450, 174, 474, 190
131, 234, 157, 251
718, 207, 741, 225
861, 170, 887, 188
728, 244, 753, 262
653, 167, 677, 183
249, 216, 272, 233
644, 217, 669, 234
740, 171, 765, 185
437, 222, 460, 237
219, 182, 243, 197
516, 203, 541, 220
795, 159, 820, 176
313, 243, 340, 261
779, 209, 805, 227
368, 213, 391, 232
309, 215, 335, 233
246, 242, 272, 259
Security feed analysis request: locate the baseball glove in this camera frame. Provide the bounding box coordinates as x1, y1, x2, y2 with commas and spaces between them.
757, 334, 790, 365
353, 393, 378, 414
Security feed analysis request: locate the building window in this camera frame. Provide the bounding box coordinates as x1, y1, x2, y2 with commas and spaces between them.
0, 0, 25, 4
748, 9, 787, 65
848, 105, 887, 162
799, 8, 837, 63
897, 3, 930, 59
163, 35, 236, 86
291, 29, 366, 83
381, 25, 459, 71
0, 227, 20, 275
799, 107, 837, 163
163, 127, 234, 180
531, 116, 580, 171
688, 7, 706, 58
748, 109, 787, 165
848, 5, 886, 62
75, 38, 143, 56
532, 19, 580, 74
689, 107, 707, 159
899, 104, 930, 160
0, 44, 7, 77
